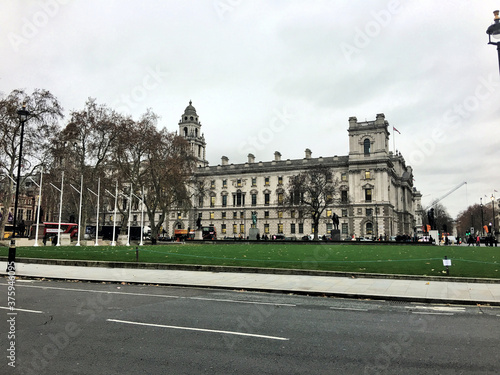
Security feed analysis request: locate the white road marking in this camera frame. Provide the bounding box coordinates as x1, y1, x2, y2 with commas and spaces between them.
0, 306, 43, 314
405, 306, 466, 313
107, 319, 290, 341
411, 312, 454, 316
0, 283, 296, 307
330, 307, 369, 312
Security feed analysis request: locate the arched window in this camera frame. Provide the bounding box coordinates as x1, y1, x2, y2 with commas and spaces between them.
183, 127, 188, 137
190, 116, 194, 121
366, 222, 373, 235
364, 139, 371, 155
195, 129, 198, 137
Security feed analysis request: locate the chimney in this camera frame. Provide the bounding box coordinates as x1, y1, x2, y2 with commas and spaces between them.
221, 156, 229, 166
305, 148, 312, 159
248, 153, 255, 163
274, 151, 281, 161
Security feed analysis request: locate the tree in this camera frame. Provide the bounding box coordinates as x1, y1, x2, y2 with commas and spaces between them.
456, 202, 496, 237
112, 110, 196, 242
0, 89, 63, 239
423, 203, 453, 235
52, 98, 122, 232
282, 165, 337, 240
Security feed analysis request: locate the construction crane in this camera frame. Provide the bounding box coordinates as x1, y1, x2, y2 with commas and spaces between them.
423, 181, 467, 211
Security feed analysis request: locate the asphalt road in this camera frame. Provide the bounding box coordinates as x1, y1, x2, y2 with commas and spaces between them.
1, 277, 499, 374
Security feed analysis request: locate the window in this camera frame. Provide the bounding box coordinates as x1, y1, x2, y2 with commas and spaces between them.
210, 180, 215, 189
278, 223, 283, 234
210, 196, 215, 207
365, 188, 372, 202
237, 179, 242, 187
264, 211, 269, 219
198, 196, 203, 207
251, 194, 257, 206
341, 173, 347, 182
342, 223, 348, 234
278, 211, 283, 219
222, 212, 226, 219
210, 212, 214, 220
327, 223, 332, 234
291, 210, 296, 218
366, 222, 373, 235
264, 193, 270, 206
298, 223, 304, 234
366, 208, 373, 216
264, 224, 270, 234
221, 224, 226, 234
278, 176, 283, 185
133, 215, 137, 222
277, 192, 283, 205
233, 224, 238, 234
240, 224, 245, 234
326, 209, 332, 218
291, 223, 296, 234
341, 209, 348, 217
222, 180, 227, 188
233, 211, 237, 219
240, 211, 244, 219
364, 138, 371, 155
265, 177, 270, 186
341, 190, 348, 203
177, 212, 182, 219
251, 177, 257, 187
365, 171, 371, 179
236, 191, 243, 206
222, 195, 227, 207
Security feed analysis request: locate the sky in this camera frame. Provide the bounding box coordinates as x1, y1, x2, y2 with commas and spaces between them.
1, 0, 499, 219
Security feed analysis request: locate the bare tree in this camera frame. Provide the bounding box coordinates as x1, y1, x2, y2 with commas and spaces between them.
0, 89, 63, 238
282, 165, 337, 240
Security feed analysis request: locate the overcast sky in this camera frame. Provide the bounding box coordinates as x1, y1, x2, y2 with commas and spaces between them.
1, 0, 499, 218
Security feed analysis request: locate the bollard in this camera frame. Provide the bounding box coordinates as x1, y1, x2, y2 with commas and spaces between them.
135, 247, 139, 262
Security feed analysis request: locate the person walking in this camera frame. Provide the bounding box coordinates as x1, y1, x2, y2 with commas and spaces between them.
476, 235, 481, 247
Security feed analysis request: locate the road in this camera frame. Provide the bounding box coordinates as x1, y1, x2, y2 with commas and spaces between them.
1, 277, 499, 374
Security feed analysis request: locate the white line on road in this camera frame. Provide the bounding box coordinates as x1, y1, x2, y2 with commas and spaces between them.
411, 312, 454, 316
2, 283, 294, 307
406, 306, 466, 313
107, 319, 290, 341
330, 307, 369, 312
0, 306, 43, 314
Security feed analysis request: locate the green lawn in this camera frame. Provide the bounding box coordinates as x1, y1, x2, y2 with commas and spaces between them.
1, 242, 499, 279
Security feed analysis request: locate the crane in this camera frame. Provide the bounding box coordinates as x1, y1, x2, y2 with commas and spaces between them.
423, 181, 467, 211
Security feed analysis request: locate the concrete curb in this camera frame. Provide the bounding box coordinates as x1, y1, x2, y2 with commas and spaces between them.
4, 256, 500, 284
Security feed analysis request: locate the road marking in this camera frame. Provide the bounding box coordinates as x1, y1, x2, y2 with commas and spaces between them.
406, 306, 466, 313
0, 283, 296, 307
189, 297, 296, 307
330, 307, 369, 312
0, 306, 43, 314
411, 312, 454, 316
107, 319, 290, 341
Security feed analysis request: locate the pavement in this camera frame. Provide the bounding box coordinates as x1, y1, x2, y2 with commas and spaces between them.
2, 259, 500, 306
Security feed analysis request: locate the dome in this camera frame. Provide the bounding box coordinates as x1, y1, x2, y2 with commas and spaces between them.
183, 100, 197, 117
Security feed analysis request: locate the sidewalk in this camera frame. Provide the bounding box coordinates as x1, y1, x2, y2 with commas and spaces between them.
1, 261, 500, 305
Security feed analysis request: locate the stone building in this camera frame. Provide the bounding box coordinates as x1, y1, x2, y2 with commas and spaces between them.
175, 102, 423, 240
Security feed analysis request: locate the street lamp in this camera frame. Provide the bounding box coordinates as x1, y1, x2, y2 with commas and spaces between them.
7, 103, 30, 271
480, 198, 484, 235
492, 194, 496, 236
486, 10, 500, 74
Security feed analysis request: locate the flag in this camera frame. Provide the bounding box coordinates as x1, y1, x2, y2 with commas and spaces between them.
393, 127, 401, 134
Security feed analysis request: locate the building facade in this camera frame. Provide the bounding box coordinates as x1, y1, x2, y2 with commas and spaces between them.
175, 102, 423, 240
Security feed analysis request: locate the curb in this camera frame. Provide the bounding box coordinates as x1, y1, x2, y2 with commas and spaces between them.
3, 257, 500, 284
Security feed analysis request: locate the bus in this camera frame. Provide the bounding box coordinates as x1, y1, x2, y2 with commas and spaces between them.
42, 222, 79, 240
201, 225, 216, 240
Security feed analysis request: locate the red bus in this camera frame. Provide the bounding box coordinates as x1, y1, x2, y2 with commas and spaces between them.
43, 222, 79, 239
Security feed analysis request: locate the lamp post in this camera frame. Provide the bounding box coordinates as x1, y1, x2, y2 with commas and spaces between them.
486, 10, 500, 75
7, 104, 30, 271
492, 194, 496, 236
480, 198, 484, 235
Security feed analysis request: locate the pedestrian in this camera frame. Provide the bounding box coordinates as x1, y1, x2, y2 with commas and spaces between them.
42, 233, 47, 246
476, 235, 480, 246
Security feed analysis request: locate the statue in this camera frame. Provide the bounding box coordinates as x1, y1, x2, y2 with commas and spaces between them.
252, 212, 257, 226
331, 213, 339, 230
196, 216, 202, 229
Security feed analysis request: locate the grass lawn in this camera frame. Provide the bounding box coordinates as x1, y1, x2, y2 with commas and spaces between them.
2, 242, 499, 279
